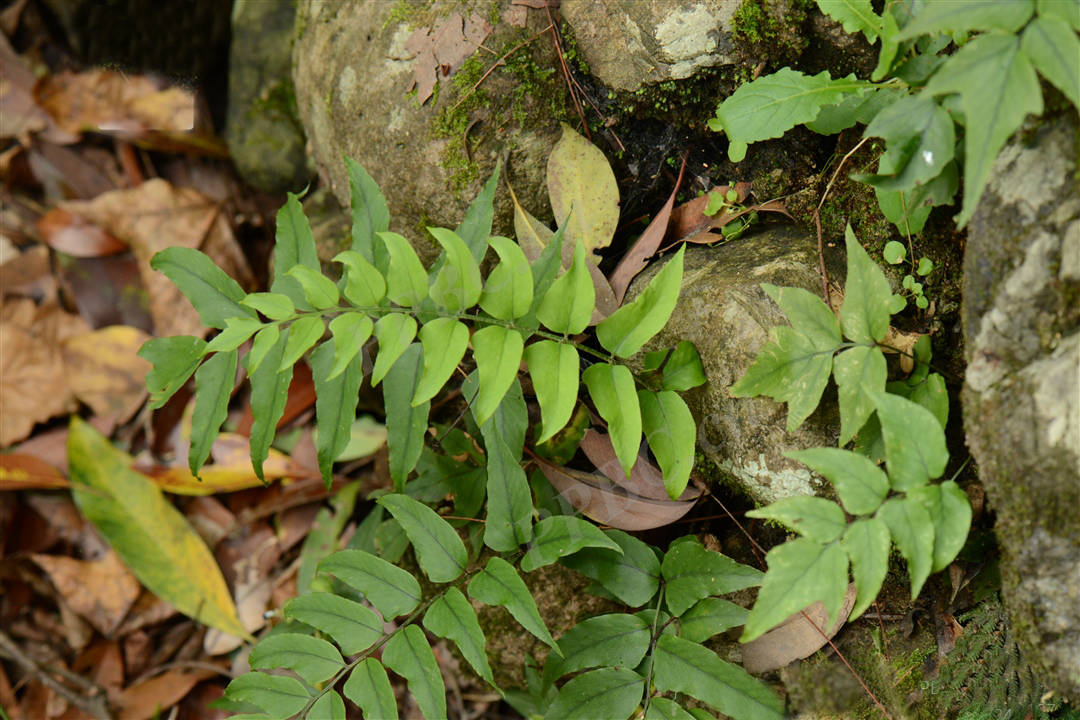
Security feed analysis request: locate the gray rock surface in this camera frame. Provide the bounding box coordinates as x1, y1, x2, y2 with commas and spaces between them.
291, 0, 561, 264
627, 226, 841, 505
962, 112, 1080, 698
226, 0, 310, 194
561, 0, 740, 92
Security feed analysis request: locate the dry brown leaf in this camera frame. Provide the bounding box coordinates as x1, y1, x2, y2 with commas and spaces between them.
35, 69, 195, 137
667, 182, 750, 241
0, 453, 68, 490
0, 245, 55, 303
741, 583, 857, 673
72, 639, 125, 705
406, 12, 493, 104
184, 496, 237, 548
536, 459, 697, 531
36, 208, 128, 257
0, 34, 77, 145
31, 550, 142, 636
59, 179, 253, 337
579, 429, 700, 502
61, 325, 152, 427
59, 253, 154, 333
0, 300, 88, 446
116, 669, 214, 720
114, 591, 178, 637
609, 155, 686, 304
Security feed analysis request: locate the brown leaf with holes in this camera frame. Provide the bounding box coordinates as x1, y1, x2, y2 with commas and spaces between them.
406, 12, 493, 104
741, 583, 857, 673
59, 179, 253, 337
0, 300, 88, 446
535, 457, 697, 530
31, 550, 142, 635
61, 325, 152, 428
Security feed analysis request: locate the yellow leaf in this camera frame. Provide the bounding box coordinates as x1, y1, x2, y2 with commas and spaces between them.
67, 417, 249, 639
142, 432, 313, 495
61, 325, 152, 424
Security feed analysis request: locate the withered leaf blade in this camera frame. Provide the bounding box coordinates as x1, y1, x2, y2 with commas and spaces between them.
30, 550, 142, 635
740, 582, 857, 674
579, 429, 700, 503
536, 458, 697, 531
0, 453, 68, 490
36, 208, 128, 257
608, 154, 686, 304
61, 325, 152, 428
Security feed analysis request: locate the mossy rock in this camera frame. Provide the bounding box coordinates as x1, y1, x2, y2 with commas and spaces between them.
227, 0, 311, 194
625, 226, 843, 505
291, 0, 567, 264
961, 111, 1080, 699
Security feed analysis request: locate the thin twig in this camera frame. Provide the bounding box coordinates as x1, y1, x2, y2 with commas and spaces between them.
543, 3, 590, 139
0, 629, 113, 720
813, 136, 871, 308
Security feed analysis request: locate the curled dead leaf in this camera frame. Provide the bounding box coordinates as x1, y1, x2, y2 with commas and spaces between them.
579, 429, 700, 502
741, 582, 857, 674
60, 179, 253, 337
535, 457, 697, 531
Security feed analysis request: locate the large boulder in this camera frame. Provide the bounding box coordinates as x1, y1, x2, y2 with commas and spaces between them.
627, 226, 841, 505
226, 0, 311, 194
560, 0, 740, 92
291, 0, 566, 264
961, 112, 1080, 697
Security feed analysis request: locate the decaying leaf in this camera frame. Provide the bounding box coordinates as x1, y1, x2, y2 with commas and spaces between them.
135, 432, 315, 495
116, 668, 216, 720
0, 299, 88, 446
579, 429, 700, 503
30, 549, 142, 635
61, 325, 152, 427
68, 417, 249, 638
535, 457, 697, 531
59, 179, 253, 337
0, 453, 68, 490
34, 69, 195, 136
609, 155, 686, 304
740, 582, 857, 673
405, 12, 493, 105
547, 123, 620, 261
36, 207, 127, 257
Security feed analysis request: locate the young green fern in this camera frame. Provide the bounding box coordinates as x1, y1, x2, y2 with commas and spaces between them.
138, 159, 695, 505
731, 225, 971, 642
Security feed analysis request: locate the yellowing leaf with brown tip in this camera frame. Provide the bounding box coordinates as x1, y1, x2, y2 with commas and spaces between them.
67, 417, 248, 638
136, 432, 314, 495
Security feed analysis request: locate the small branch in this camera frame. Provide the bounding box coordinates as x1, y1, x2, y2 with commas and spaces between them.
0, 629, 113, 720
543, 4, 590, 140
